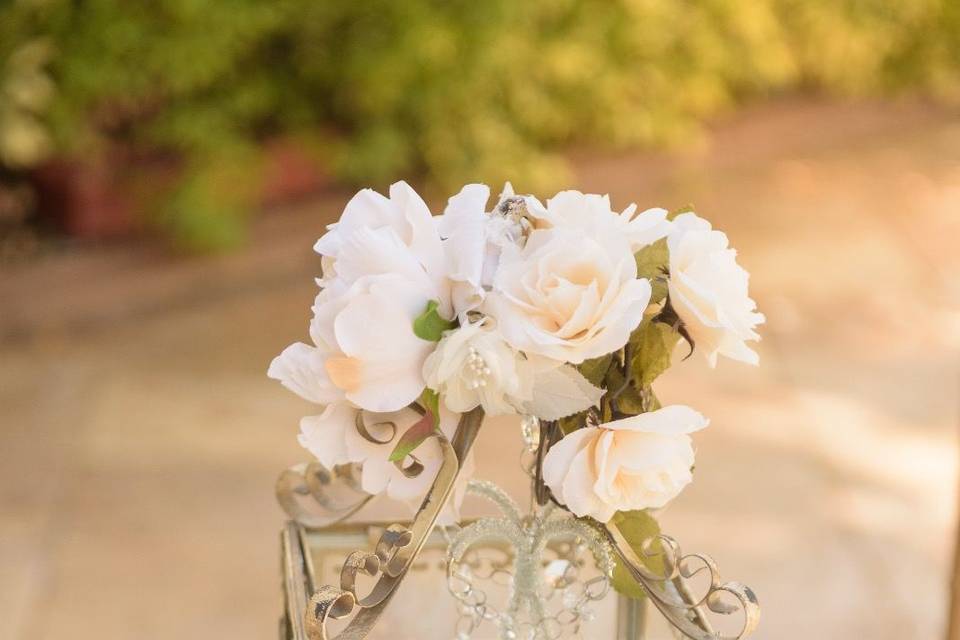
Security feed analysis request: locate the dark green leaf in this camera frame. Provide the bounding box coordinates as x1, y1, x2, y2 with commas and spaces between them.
603, 367, 642, 415
630, 319, 680, 387
610, 510, 664, 600
634, 239, 668, 304
558, 412, 586, 434
412, 300, 457, 342
578, 353, 614, 386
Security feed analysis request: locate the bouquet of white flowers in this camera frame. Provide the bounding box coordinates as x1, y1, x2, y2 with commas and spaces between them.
270, 181, 763, 640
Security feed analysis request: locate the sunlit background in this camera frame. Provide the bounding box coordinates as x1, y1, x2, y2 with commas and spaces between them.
2, 2, 959, 639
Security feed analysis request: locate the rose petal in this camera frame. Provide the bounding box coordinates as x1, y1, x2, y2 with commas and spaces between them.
267, 342, 340, 405
603, 405, 709, 436
297, 403, 355, 468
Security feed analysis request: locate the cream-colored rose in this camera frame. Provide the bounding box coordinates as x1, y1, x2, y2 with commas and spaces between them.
542, 405, 709, 522
483, 226, 652, 364
667, 212, 765, 367
422, 320, 533, 416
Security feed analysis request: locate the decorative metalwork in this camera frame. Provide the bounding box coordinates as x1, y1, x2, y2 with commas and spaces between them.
297, 408, 485, 640
277, 462, 371, 529
277, 407, 761, 640
446, 480, 614, 639
604, 523, 761, 640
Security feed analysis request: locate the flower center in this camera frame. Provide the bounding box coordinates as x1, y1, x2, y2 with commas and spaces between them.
325, 355, 362, 393
464, 346, 492, 390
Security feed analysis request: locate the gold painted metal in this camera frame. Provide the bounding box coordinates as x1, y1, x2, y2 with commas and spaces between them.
277, 404, 760, 640
280, 408, 485, 640
277, 462, 371, 529
604, 522, 761, 640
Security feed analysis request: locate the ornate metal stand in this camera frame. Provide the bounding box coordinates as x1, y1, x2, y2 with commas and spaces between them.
277, 409, 760, 639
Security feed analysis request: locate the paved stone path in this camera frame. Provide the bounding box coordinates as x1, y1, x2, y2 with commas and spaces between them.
1, 99, 957, 639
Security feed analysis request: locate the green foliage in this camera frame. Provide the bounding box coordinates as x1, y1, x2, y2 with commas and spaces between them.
2, 0, 960, 248
634, 239, 669, 304
558, 412, 586, 435
610, 510, 664, 600
630, 319, 681, 388
413, 300, 457, 342
577, 353, 614, 386
601, 367, 644, 418
389, 389, 439, 462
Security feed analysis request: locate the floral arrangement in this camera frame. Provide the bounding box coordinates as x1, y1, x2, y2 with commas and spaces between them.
269, 180, 764, 535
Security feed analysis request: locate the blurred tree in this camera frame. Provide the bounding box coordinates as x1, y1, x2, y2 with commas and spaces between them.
1, 0, 958, 250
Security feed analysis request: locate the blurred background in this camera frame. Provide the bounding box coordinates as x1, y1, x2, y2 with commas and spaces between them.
1, 1, 959, 639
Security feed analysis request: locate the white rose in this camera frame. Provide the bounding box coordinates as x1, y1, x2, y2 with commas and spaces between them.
314, 180, 450, 316
483, 226, 652, 364
542, 405, 709, 522
527, 190, 671, 252
422, 320, 533, 416
667, 212, 765, 367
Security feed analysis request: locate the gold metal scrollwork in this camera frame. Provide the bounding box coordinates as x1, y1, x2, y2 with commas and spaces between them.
280, 404, 760, 640
604, 522, 761, 640
277, 462, 371, 529
301, 408, 485, 640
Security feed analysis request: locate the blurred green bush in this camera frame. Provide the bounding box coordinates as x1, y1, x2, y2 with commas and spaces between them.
2, 0, 958, 249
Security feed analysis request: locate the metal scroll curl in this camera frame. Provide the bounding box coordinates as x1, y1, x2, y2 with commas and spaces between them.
604, 522, 761, 640
302, 407, 485, 640
276, 461, 372, 529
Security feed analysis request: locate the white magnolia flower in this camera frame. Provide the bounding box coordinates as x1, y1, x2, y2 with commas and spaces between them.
527, 190, 671, 252
314, 180, 451, 316
437, 183, 529, 317
270, 272, 437, 415
267, 341, 343, 409
307, 274, 436, 412
297, 402, 473, 525
667, 212, 765, 367
423, 320, 533, 416
483, 226, 652, 364
542, 405, 709, 522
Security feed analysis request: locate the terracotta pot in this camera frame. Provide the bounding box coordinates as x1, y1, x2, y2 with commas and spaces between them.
259, 137, 333, 207
30, 156, 139, 238
29, 137, 332, 240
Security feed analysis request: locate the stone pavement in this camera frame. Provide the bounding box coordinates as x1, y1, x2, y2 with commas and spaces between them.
1, 99, 958, 639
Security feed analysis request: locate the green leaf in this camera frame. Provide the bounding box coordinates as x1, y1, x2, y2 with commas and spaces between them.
388, 389, 439, 462
615, 387, 646, 414
610, 510, 664, 600
634, 238, 668, 304
558, 412, 586, 434
412, 300, 457, 342
630, 319, 680, 388
643, 388, 662, 412
420, 387, 439, 416
669, 204, 695, 220
577, 353, 614, 386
